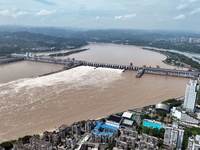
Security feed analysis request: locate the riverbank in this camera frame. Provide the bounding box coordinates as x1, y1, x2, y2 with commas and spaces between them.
0, 97, 186, 149
142, 47, 200, 71
49, 48, 89, 57
0, 57, 24, 65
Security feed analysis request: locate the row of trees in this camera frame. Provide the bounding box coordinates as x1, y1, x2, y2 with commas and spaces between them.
162, 51, 200, 71
0, 31, 88, 56
0, 135, 34, 150
162, 98, 182, 108
181, 126, 200, 150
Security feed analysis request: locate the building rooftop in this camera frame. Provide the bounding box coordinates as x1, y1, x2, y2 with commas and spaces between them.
101, 123, 118, 131
122, 111, 133, 119
107, 115, 122, 123
94, 122, 103, 130
99, 132, 113, 136
94, 122, 118, 131
196, 135, 200, 142
121, 119, 136, 128
155, 103, 170, 112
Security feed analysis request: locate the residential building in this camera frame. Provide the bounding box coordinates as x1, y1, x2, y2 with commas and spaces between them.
60, 137, 76, 150
29, 136, 53, 150
13, 136, 53, 150
116, 128, 138, 150
164, 126, 184, 150
184, 79, 199, 112
138, 133, 159, 150
79, 142, 99, 150
85, 120, 94, 133
59, 124, 68, 138
72, 122, 81, 135
91, 122, 117, 143
187, 135, 200, 150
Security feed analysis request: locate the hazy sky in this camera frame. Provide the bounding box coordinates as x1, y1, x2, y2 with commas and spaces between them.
0, 0, 200, 31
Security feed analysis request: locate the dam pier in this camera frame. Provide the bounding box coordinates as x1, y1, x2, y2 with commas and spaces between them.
11, 54, 200, 78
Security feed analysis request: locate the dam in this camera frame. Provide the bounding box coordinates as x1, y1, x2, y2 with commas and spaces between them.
11, 54, 200, 78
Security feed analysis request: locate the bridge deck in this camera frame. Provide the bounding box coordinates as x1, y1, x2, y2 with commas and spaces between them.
21, 56, 200, 78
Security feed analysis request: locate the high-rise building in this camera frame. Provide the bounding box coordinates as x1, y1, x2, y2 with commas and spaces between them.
163, 126, 184, 150
85, 120, 94, 133
59, 124, 68, 138
183, 79, 199, 112
187, 135, 200, 150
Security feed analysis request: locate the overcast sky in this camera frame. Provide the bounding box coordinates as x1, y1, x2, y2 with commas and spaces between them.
0, 0, 200, 31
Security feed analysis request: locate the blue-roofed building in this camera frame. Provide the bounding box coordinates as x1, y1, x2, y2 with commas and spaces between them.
101, 123, 118, 131
91, 122, 118, 143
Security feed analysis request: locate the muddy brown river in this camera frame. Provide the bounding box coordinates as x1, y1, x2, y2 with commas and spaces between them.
0, 43, 188, 142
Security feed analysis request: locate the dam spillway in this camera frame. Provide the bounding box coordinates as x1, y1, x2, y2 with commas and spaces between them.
11, 55, 200, 79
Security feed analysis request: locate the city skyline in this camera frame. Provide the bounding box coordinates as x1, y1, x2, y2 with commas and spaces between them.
0, 0, 200, 31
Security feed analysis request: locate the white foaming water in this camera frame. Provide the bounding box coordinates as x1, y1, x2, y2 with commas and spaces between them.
0, 66, 122, 111
0, 66, 122, 90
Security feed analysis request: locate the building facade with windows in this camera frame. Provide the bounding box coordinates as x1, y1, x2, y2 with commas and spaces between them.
183, 79, 199, 112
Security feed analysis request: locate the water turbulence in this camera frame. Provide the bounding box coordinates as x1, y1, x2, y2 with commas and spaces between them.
0, 66, 123, 142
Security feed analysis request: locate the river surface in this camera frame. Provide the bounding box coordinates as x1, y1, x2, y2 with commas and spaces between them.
0, 43, 189, 142
0, 61, 63, 83
60, 43, 185, 69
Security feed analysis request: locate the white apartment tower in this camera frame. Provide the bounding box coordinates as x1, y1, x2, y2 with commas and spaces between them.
187, 135, 200, 150
164, 126, 184, 150
183, 79, 199, 112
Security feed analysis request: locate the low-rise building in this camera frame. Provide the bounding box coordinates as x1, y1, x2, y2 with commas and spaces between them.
13, 136, 53, 150
172, 107, 199, 125
116, 128, 138, 150
120, 118, 137, 131
122, 111, 133, 119
105, 115, 123, 128
138, 133, 159, 150
120, 128, 138, 138
59, 137, 76, 150
116, 134, 137, 149
80, 142, 99, 150
155, 103, 170, 113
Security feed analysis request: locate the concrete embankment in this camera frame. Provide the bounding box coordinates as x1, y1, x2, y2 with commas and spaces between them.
38, 69, 65, 77
0, 57, 24, 65
38, 63, 83, 77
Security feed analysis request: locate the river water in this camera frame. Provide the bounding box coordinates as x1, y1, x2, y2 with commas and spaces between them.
0, 43, 189, 142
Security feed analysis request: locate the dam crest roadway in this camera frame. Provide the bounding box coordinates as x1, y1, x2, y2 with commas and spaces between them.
11, 54, 200, 79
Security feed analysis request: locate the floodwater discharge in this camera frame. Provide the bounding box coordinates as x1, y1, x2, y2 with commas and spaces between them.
0, 43, 189, 142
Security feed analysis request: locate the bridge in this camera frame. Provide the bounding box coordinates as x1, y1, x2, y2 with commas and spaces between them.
82, 61, 142, 71
82, 61, 199, 78
12, 55, 200, 78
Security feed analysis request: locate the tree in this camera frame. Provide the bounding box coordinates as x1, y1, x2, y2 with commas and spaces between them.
0, 140, 16, 150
